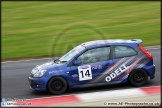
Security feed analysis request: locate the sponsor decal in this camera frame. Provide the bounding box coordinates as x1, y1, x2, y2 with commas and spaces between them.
72, 74, 78, 78
57, 70, 62, 72
105, 59, 140, 82
79, 65, 90, 69
115, 59, 140, 81
49, 71, 54, 74
91, 64, 102, 70
105, 65, 129, 82
126, 59, 140, 73
49, 70, 62, 74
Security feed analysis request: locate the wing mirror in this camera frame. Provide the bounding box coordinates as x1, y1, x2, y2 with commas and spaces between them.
74, 60, 82, 65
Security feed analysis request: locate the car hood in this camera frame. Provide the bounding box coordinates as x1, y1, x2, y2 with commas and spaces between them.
35, 60, 64, 71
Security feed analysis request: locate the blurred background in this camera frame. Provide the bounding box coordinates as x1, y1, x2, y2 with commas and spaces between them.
1, 1, 161, 107
2, 1, 160, 61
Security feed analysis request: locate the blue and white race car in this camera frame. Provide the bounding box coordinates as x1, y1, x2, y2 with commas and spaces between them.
28, 39, 155, 95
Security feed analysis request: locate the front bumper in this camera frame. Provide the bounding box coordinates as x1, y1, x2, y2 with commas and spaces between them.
28, 76, 50, 91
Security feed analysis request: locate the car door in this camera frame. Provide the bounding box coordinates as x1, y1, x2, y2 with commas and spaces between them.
69, 46, 115, 85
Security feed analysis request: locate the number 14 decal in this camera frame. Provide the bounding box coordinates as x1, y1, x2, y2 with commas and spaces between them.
78, 65, 92, 81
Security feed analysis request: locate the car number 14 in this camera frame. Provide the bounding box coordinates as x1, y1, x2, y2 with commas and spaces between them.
78, 65, 92, 81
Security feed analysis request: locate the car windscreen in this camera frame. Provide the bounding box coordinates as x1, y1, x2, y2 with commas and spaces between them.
58, 45, 85, 62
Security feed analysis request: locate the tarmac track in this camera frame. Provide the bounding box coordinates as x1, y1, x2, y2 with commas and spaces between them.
1, 48, 161, 99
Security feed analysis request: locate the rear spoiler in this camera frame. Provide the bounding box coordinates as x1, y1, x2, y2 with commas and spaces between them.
131, 39, 142, 44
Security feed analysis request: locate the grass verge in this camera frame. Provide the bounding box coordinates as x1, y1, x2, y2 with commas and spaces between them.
2, 2, 160, 61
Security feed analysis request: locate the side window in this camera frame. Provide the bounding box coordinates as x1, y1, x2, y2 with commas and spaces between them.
115, 46, 137, 58
97, 47, 110, 61
77, 47, 110, 64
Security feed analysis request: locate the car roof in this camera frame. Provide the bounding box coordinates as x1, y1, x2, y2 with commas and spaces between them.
81, 39, 142, 48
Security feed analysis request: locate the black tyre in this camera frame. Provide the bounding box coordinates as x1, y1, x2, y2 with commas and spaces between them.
129, 69, 148, 87
48, 77, 67, 95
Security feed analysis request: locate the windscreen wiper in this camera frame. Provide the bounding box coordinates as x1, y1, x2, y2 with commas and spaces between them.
54, 59, 61, 64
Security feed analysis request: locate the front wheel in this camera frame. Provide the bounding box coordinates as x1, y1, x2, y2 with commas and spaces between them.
129, 69, 148, 87
48, 77, 67, 95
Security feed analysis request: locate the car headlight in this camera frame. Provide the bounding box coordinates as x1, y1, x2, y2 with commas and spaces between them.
33, 70, 47, 77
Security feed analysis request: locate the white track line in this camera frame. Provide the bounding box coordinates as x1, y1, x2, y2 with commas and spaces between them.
2, 58, 52, 63
2, 45, 160, 63
76, 88, 146, 102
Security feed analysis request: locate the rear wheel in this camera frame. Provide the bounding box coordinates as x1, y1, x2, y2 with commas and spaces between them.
48, 77, 67, 95
129, 69, 148, 87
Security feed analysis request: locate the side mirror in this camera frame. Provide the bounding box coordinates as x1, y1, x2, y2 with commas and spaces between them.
74, 60, 82, 65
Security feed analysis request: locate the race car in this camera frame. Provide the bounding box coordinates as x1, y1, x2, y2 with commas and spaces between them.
28, 39, 155, 95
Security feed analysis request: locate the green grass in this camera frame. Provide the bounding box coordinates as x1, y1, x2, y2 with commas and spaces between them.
2, 2, 160, 61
